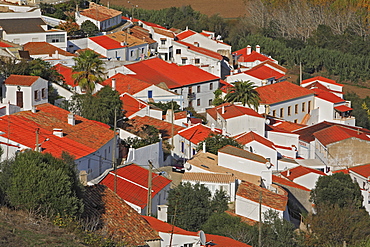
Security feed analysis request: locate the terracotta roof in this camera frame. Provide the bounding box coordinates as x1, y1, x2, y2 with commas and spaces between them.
83, 185, 160, 245
280, 165, 326, 181
218, 145, 268, 164
234, 131, 275, 149
241, 62, 285, 80
174, 40, 223, 60
266, 119, 306, 132
79, 2, 121, 21
174, 111, 187, 120
312, 88, 344, 103
120, 93, 148, 118
100, 73, 152, 95
106, 31, 147, 47
24, 42, 76, 57
236, 181, 288, 211
182, 172, 235, 184
332, 168, 349, 174
349, 163, 370, 178
256, 81, 314, 105
89, 35, 125, 50
127, 115, 185, 140
233, 48, 274, 63
140, 20, 166, 29
293, 121, 334, 143
152, 27, 174, 38
334, 105, 353, 112
304, 81, 343, 94
313, 125, 370, 146
143, 216, 197, 236
178, 124, 221, 144
301, 76, 343, 87
125, 57, 219, 89
187, 152, 260, 184
0, 41, 13, 47
272, 175, 310, 191
4, 74, 39, 86
176, 29, 197, 40
220, 79, 234, 93
206, 103, 263, 121
100, 164, 171, 209
53, 63, 77, 87
129, 26, 156, 44
204, 233, 252, 247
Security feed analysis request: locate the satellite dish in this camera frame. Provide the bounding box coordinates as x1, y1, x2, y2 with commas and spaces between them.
265, 119, 270, 125
199, 230, 206, 246
184, 163, 191, 171
265, 162, 272, 169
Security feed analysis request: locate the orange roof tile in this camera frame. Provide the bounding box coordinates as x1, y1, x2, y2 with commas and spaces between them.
140, 20, 166, 29
90, 35, 124, 50
24, 42, 76, 57
4, 74, 39, 86
143, 216, 197, 236
272, 175, 310, 191
129, 26, 156, 44
280, 165, 326, 181
205, 233, 252, 247
182, 172, 235, 184
237, 181, 288, 211
120, 93, 148, 118
206, 103, 263, 121
234, 48, 274, 63
99, 164, 171, 209
176, 29, 197, 40
106, 31, 147, 47
100, 73, 152, 95
174, 40, 223, 60
241, 62, 285, 80
53, 63, 77, 87
312, 88, 344, 103
80, 2, 121, 21
152, 27, 174, 38
349, 163, 370, 178
313, 125, 370, 146
178, 124, 221, 144
234, 131, 275, 149
174, 111, 187, 120
304, 81, 343, 94
0, 41, 13, 47
301, 76, 343, 87
256, 81, 314, 105
334, 105, 353, 112
332, 168, 349, 174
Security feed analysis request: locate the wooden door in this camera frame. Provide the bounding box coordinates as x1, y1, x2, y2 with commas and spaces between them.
16, 91, 23, 108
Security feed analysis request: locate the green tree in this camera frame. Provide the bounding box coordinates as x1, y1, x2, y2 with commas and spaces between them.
72, 49, 105, 94
81, 20, 99, 37
0, 151, 84, 217
310, 172, 363, 208
225, 80, 260, 109
168, 182, 228, 232
151, 101, 181, 114
212, 89, 225, 106
197, 134, 242, 155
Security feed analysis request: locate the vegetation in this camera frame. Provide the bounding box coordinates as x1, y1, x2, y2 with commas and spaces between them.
167, 182, 228, 232
80, 20, 100, 37
344, 92, 370, 128
224, 80, 260, 109
197, 134, 243, 154
151, 101, 181, 115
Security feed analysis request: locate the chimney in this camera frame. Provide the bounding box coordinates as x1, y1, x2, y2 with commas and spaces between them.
68, 113, 75, 126
166, 109, 174, 123
6, 101, 10, 115
221, 105, 225, 114
211, 123, 215, 131
31, 106, 36, 113
55, 49, 59, 59
157, 205, 168, 222
247, 45, 251, 55
222, 127, 226, 135
53, 128, 63, 137
203, 141, 206, 153
111, 78, 116, 91
79, 170, 87, 186
287, 170, 291, 177
256, 45, 260, 53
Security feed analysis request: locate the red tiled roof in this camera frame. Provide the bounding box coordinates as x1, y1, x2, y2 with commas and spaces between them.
237, 181, 288, 211
174, 111, 187, 120
125, 57, 219, 89
24, 42, 76, 57
129, 26, 156, 44
234, 131, 275, 149
100, 164, 171, 209
234, 48, 274, 63
83, 185, 160, 245
332, 168, 349, 174
120, 93, 148, 118
53, 63, 77, 87
174, 40, 223, 60
140, 20, 166, 29
349, 163, 370, 178
152, 27, 174, 38
90, 35, 124, 50
301, 76, 343, 87
178, 124, 221, 144
313, 125, 370, 146
280, 166, 326, 181
256, 81, 314, 105
143, 216, 197, 236
267, 120, 306, 132
176, 29, 197, 40
206, 103, 264, 121
4, 74, 40, 86
304, 81, 343, 94
313, 88, 344, 103
272, 175, 310, 191
100, 73, 152, 95
205, 233, 252, 247
241, 62, 285, 80
80, 2, 121, 22
122, 16, 140, 22
0, 41, 13, 47
334, 105, 353, 112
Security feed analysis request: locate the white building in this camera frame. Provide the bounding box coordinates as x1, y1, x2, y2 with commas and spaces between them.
280, 166, 326, 190
233, 45, 277, 69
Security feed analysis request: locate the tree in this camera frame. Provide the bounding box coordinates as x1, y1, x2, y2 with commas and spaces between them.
150, 101, 181, 115
72, 49, 105, 94
0, 151, 84, 217
212, 89, 225, 106
167, 182, 228, 232
81, 20, 99, 37
58, 20, 80, 36
310, 172, 363, 209
225, 80, 260, 109
197, 134, 242, 155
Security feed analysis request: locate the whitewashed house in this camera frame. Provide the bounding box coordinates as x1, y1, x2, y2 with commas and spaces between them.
120, 93, 162, 120
280, 166, 326, 190
347, 164, 370, 213
150, 27, 175, 61
233, 45, 278, 69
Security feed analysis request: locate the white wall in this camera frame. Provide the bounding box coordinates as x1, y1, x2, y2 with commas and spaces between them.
267, 131, 299, 149
125, 141, 164, 168
172, 134, 198, 160
293, 173, 322, 190
158, 232, 200, 247
133, 84, 183, 107
245, 140, 277, 167
227, 115, 265, 136
0, 6, 41, 19
180, 32, 231, 54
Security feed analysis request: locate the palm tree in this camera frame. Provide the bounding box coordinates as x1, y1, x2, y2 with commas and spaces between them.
225, 80, 261, 109
72, 50, 105, 94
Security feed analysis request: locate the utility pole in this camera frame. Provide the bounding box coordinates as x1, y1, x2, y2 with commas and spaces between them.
147, 160, 153, 216
258, 191, 262, 247
299, 62, 302, 85
112, 108, 117, 193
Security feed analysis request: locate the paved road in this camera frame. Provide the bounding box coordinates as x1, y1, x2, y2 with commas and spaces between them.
157, 165, 184, 188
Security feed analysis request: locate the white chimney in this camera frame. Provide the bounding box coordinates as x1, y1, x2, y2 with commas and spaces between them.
247, 45, 251, 55
221, 105, 225, 114
166, 109, 174, 123
55, 49, 59, 59
53, 128, 63, 137
287, 170, 291, 177
222, 127, 226, 135
211, 123, 215, 131
31, 106, 36, 113
203, 141, 206, 153
68, 113, 75, 126
256, 45, 261, 53
261, 170, 272, 189
157, 205, 168, 222
6, 101, 10, 115
112, 78, 116, 91
79, 170, 87, 186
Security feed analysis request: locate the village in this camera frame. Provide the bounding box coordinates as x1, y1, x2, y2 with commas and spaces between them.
0, 1, 369, 246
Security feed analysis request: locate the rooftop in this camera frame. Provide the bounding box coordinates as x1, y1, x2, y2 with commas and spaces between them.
174, 40, 223, 60
280, 165, 326, 181
152, 27, 174, 38
218, 145, 268, 164
348, 163, 370, 178
312, 88, 344, 104
89, 35, 124, 50
106, 31, 147, 47
4, 74, 40, 86
233, 48, 274, 63
53, 63, 76, 87
234, 131, 275, 150
120, 93, 148, 118
79, 2, 121, 21
301, 76, 343, 87
239, 61, 285, 80
313, 125, 370, 146
175, 29, 197, 40
177, 124, 222, 144
182, 172, 235, 184
0, 18, 52, 34
272, 175, 310, 191
100, 73, 153, 95
24, 42, 76, 57
206, 103, 263, 121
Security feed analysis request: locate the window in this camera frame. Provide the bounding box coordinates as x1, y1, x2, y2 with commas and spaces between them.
295, 104, 298, 114
209, 83, 213, 90
272, 110, 276, 117
302, 102, 306, 112
181, 58, 187, 64
308, 100, 311, 113
280, 108, 284, 118
192, 149, 196, 155
194, 58, 200, 64
141, 48, 144, 53
46, 34, 65, 43
209, 99, 212, 106
41, 88, 46, 99
197, 85, 200, 93
288, 106, 291, 116
148, 90, 153, 98
130, 50, 134, 57
294, 119, 298, 123
176, 49, 181, 54
34, 90, 39, 101
197, 98, 200, 106
174, 90, 177, 94
161, 39, 166, 45
181, 142, 184, 153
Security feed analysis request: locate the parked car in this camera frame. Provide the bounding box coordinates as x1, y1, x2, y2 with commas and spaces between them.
172, 164, 185, 173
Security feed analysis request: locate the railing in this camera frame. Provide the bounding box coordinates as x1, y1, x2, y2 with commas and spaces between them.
187, 92, 195, 100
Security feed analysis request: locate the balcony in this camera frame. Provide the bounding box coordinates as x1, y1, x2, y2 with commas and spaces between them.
187, 92, 195, 101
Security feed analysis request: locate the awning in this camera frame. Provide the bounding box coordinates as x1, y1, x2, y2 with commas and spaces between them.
334, 105, 353, 112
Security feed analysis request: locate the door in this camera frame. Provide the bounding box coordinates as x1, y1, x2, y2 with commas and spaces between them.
16, 91, 23, 108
